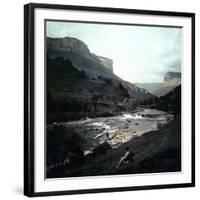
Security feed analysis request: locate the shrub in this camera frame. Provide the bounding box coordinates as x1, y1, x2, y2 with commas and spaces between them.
47, 57, 86, 79
47, 125, 85, 167
47, 94, 88, 113
118, 83, 130, 98
104, 78, 112, 84
90, 142, 111, 158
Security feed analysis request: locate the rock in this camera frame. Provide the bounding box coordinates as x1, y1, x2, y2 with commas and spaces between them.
91, 142, 112, 157
164, 72, 181, 81
96, 55, 113, 72
47, 36, 156, 102
157, 122, 167, 129
154, 72, 181, 97
47, 37, 91, 57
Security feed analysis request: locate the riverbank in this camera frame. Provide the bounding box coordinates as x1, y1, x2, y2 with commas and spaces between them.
47, 109, 178, 178
62, 108, 174, 153
62, 115, 181, 178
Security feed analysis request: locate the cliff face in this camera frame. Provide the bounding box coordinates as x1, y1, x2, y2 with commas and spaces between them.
96, 56, 113, 73
47, 37, 113, 74
135, 72, 181, 97
154, 72, 181, 97
164, 72, 181, 81
47, 37, 91, 58
47, 36, 155, 105
163, 72, 181, 87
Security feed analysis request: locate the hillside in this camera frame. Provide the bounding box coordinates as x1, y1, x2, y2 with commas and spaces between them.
47, 115, 181, 178
135, 72, 181, 97
47, 37, 114, 78
154, 72, 181, 97
46, 37, 181, 178
46, 84, 181, 178
155, 85, 181, 114
135, 82, 162, 94
47, 37, 155, 121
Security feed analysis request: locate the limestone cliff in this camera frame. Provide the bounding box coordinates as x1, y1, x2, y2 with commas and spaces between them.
154, 72, 181, 97
47, 37, 113, 73
96, 56, 113, 73
47, 36, 155, 102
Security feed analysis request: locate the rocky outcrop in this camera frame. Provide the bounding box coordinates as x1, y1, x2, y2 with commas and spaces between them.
164, 72, 181, 81
96, 56, 113, 73
47, 37, 113, 73
135, 72, 181, 97
135, 83, 162, 94
57, 116, 181, 177
154, 72, 181, 97
47, 37, 91, 58
47, 36, 155, 104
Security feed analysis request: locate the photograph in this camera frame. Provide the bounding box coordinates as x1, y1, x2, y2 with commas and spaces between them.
46, 20, 182, 179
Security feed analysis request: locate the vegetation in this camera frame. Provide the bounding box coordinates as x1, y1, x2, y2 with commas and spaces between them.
119, 146, 181, 174
47, 92, 89, 114
118, 83, 130, 98
103, 78, 113, 84
62, 116, 181, 178
47, 56, 86, 99
155, 85, 181, 115
46, 56, 181, 179
89, 142, 111, 158
47, 125, 85, 178
140, 85, 181, 115
47, 111, 114, 124
47, 56, 86, 79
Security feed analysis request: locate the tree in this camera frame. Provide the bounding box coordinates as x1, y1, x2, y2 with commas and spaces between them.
91, 94, 99, 111
47, 125, 85, 167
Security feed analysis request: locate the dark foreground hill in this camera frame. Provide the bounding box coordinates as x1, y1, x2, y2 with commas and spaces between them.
155, 85, 181, 115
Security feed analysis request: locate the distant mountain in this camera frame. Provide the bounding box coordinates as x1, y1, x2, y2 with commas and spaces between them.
135, 83, 162, 94
154, 72, 181, 97
47, 37, 155, 112
136, 72, 181, 97
164, 72, 181, 81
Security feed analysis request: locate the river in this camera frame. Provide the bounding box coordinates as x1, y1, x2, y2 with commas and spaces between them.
62, 108, 174, 154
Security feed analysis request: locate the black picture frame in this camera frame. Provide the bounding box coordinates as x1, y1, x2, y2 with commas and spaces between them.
24, 3, 195, 197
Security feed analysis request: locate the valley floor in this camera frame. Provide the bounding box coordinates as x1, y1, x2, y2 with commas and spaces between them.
47, 109, 180, 178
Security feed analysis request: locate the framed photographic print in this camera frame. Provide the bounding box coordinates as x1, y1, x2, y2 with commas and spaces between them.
24, 3, 195, 197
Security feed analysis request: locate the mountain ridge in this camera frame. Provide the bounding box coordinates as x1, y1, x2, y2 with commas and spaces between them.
135, 71, 181, 97
47, 36, 155, 108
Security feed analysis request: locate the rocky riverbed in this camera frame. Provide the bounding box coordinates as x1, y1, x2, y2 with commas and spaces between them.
62, 108, 174, 154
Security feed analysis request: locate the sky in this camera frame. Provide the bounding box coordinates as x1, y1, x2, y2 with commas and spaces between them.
47, 21, 182, 83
